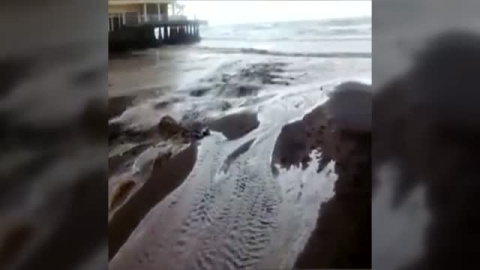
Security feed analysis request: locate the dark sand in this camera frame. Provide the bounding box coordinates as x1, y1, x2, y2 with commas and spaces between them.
294, 119, 371, 268
109, 96, 134, 119
109, 143, 197, 259
207, 111, 259, 140
270, 83, 372, 268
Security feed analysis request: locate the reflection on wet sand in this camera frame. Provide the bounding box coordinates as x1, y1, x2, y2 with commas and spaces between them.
108, 45, 371, 269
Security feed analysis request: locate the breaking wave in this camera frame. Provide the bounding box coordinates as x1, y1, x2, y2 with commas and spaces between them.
193, 46, 372, 58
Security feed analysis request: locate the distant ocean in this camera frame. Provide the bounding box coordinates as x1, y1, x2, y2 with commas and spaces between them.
195, 17, 371, 57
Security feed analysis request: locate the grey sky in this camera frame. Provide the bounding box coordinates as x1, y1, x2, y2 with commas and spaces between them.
180, 1, 371, 25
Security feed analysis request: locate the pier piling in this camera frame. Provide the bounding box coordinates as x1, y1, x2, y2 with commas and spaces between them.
109, 20, 201, 53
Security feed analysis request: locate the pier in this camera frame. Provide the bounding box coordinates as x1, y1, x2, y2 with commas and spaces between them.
108, 0, 201, 52
109, 20, 200, 52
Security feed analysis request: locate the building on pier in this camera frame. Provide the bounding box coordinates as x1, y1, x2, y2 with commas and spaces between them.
108, 0, 187, 32
108, 0, 201, 52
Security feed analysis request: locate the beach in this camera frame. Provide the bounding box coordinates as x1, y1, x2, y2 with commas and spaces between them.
108, 18, 371, 269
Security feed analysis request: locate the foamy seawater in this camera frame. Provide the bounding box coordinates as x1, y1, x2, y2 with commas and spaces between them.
198, 18, 371, 54
109, 17, 371, 270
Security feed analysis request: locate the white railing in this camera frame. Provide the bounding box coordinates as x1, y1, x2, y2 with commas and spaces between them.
126, 14, 188, 25
169, 15, 187, 21
137, 14, 166, 23
109, 13, 193, 32
123, 14, 164, 25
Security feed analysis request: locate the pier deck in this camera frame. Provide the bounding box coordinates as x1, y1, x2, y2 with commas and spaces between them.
109, 20, 201, 53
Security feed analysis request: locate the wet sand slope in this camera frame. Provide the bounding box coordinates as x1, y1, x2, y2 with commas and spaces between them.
108, 48, 371, 269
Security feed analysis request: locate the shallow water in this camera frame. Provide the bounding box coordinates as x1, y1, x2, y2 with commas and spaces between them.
108, 19, 371, 269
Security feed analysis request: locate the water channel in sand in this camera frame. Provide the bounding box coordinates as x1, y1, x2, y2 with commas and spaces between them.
108, 20, 370, 269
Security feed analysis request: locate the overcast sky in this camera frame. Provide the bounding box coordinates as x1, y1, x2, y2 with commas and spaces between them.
180, 1, 371, 25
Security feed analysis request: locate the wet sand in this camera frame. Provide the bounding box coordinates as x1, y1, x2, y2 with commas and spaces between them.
109, 143, 197, 259
207, 111, 259, 140
108, 46, 371, 269
294, 85, 372, 268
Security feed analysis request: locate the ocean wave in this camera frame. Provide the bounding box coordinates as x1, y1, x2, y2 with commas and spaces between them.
201, 36, 371, 42
193, 46, 372, 58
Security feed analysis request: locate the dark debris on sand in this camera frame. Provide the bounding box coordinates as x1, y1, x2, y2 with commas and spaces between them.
199, 62, 293, 98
